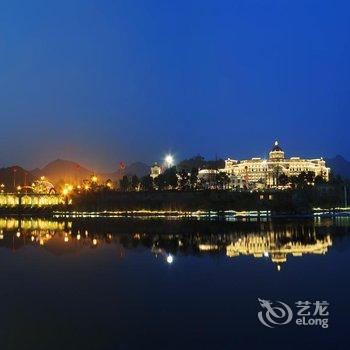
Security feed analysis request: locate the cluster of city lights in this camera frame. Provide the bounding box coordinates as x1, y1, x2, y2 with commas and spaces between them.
62, 184, 74, 196
59, 174, 115, 196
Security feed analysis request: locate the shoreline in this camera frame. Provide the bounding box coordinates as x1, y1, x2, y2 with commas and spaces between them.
0, 208, 349, 219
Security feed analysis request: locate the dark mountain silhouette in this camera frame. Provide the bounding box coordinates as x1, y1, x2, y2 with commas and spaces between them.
326, 155, 350, 179
123, 162, 149, 178
0, 166, 36, 191
30, 159, 150, 186
177, 155, 225, 171
31, 159, 93, 186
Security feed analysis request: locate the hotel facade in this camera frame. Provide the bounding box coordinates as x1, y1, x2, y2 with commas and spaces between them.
222, 141, 330, 188
197, 141, 330, 189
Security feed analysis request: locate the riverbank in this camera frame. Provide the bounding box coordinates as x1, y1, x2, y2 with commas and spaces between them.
71, 189, 344, 215
0, 188, 347, 218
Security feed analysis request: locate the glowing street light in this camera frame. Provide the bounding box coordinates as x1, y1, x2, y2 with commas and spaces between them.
164, 154, 174, 168
166, 254, 174, 264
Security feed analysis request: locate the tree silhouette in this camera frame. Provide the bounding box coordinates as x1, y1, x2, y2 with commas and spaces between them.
119, 175, 130, 192
278, 173, 289, 186
141, 175, 153, 191
154, 174, 166, 190
190, 168, 198, 189
215, 172, 230, 190
131, 175, 140, 191
179, 170, 189, 190
163, 167, 178, 189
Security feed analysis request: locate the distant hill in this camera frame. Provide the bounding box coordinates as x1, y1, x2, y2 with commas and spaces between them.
326, 155, 350, 180
177, 155, 225, 171
31, 159, 93, 186
0, 166, 36, 191
124, 162, 149, 178
30, 159, 150, 186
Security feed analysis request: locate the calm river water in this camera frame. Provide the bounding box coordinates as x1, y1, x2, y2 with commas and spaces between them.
0, 216, 349, 350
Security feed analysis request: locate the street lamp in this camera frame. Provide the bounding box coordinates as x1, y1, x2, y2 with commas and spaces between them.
164, 154, 174, 168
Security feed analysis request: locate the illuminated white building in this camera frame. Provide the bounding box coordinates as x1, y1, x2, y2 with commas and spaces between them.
223, 141, 330, 188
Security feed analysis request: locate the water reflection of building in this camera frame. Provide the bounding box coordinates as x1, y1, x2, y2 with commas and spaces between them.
0, 217, 69, 231
0, 218, 118, 253
0, 218, 334, 270
0, 194, 61, 207
226, 232, 332, 268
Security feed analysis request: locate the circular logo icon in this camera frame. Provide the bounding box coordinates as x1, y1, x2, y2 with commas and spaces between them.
258, 298, 293, 328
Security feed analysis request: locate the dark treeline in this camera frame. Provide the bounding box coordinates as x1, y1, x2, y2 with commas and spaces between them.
72, 183, 349, 214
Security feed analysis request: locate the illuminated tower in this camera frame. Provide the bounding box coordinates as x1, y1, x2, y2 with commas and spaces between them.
269, 141, 285, 161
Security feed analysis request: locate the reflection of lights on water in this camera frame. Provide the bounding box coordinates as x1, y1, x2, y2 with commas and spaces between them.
166, 255, 174, 264
31, 236, 35, 242
16, 231, 21, 238
46, 233, 50, 239
77, 234, 81, 240
277, 265, 281, 271
64, 234, 69, 243
92, 238, 97, 246
85, 230, 88, 236
40, 239, 44, 245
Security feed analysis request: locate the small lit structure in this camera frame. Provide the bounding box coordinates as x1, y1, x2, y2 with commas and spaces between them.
32, 178, 56, 194
150, 163, 162, 179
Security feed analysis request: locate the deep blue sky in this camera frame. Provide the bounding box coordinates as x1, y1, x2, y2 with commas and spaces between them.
0, 0, 349, 171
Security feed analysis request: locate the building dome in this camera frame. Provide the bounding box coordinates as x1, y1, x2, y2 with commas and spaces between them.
271, 140, 283, 152
269, 141, 285, 160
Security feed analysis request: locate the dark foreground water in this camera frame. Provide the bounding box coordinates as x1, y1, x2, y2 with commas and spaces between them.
0, 217, 349, 350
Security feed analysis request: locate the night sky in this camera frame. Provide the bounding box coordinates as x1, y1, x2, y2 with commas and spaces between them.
0, 0, 349, 171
